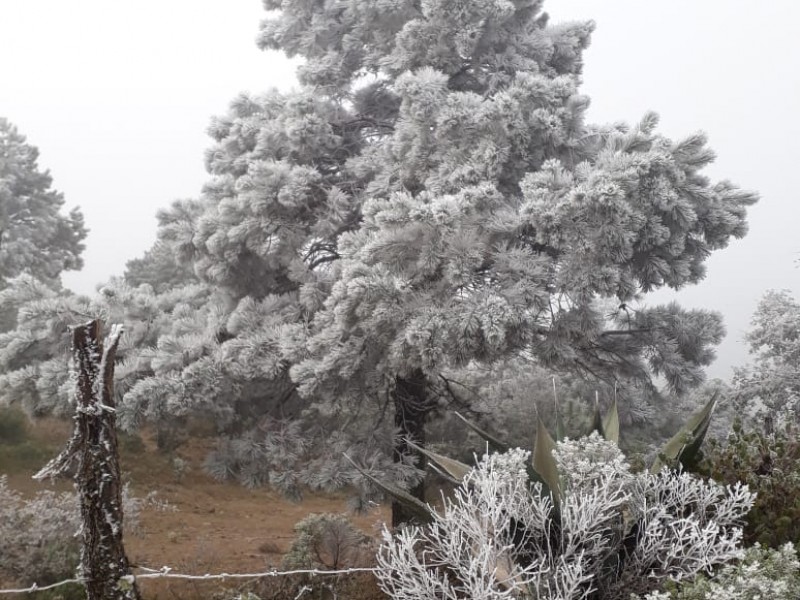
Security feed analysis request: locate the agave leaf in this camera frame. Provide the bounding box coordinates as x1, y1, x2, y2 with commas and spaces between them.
532, 418, 561, 505
588, 404, 605, 438
650, 392, 718, 474
343, 454, 433, 523
405, 439, 472, 484
454, 412, 510, 454
428, 463, 462, 486
602, 398, 620, 444
555, 414, 566, 442
553, 377, 566, 441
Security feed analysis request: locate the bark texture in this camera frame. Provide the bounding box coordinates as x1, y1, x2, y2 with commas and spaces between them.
392, 368, 432, 527
35, 320, 140, 600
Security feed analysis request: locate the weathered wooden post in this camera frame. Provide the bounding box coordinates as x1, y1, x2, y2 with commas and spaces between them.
35, 320, 141, 600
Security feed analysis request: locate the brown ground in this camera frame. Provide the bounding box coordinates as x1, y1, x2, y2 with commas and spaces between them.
3, 418, 390, 600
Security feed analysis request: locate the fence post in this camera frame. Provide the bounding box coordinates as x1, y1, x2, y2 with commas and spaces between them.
35, 320, 141, 600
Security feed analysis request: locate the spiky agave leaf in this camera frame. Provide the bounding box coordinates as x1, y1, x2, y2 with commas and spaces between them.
454, 412, 510, 454
552, 377, 566, 441
532, 417, 561, 504
343, 454, 434, 524
588, 404, 605, 439
405, 439, 472, 484
650, 392, 718, 474
428, 463, 462, 486
602, 398, 620, 444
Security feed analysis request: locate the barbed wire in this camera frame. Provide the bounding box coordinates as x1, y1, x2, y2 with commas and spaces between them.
0, 577, 85, 595
0, 565, 381, 595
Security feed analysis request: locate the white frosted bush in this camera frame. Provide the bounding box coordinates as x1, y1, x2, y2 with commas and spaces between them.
0, 475, 81, 584
638, 543, 800, 600
377, 434, 755, 600
631, 543, 800, 600
0, 475, 144, 585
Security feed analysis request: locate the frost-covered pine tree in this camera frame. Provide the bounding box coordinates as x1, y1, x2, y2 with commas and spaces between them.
0, 2, 757, 522
0, 274, 212, 419
0, 118, 88, 399
0, 118, 86, 290
734, 290, 800, 422
269, 0, 757, 521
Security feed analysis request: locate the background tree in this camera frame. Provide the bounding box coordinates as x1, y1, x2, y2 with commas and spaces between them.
734, 289, 800, 422
123, 200, 201, 294
0, 276, 208, 414
0, 118, 86, 290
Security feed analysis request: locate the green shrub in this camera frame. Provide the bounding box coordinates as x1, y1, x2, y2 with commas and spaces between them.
283, 513, 373, 571
273, 514, 380, 600
700, 420, 800, 547
0, 406, 29, 445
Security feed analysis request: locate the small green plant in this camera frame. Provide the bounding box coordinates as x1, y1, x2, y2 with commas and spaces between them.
28, 582, 87, 600
700, 419, 800, 547
171, 456, 189, 482
283, 513, 373, 570
277, 514, 381, 600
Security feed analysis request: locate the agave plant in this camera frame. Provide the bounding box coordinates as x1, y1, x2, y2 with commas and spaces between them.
362, 392, 751, 600
376, 435, 752, 600
349, 391, 718, 519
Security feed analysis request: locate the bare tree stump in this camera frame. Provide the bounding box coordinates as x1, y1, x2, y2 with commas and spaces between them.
35, 320, 141, 600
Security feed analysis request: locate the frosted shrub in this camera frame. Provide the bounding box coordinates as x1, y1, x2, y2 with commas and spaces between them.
0, 476, 144, 585
0, 475, 81, 584
377, 435, 754, 600
637, 543, 800, 600
283, 513, 374, 570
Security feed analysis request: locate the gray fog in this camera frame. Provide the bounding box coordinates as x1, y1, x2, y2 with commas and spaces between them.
1, 0, 797, 380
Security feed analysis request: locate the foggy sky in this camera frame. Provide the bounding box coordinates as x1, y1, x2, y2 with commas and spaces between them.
1, 0, 797, 380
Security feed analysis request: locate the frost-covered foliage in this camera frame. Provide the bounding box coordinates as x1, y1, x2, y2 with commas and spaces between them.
0, 118, 86, 290
202, 418, 418, 498
734, 290, 800, 423
429, 360, 670, 461
0, 0, 758, 501
638, 543, 800, 600
0, 475, 80, 584
0, 274, 211, 419
377, 435, 754, 600
701, 421, 800, 547
276, 0, 755, 508
283, 513, 373, 570
0, 476, 142, 585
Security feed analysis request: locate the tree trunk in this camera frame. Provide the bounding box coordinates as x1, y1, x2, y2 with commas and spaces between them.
35, 321, 141, 600
392, 368, 430, 527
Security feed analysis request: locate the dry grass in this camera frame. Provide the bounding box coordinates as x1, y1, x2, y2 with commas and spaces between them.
2, 417, 390, 600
